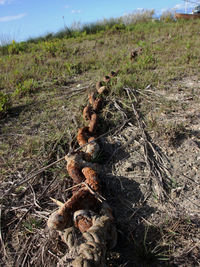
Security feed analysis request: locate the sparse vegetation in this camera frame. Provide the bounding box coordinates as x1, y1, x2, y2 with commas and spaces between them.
0, 92, 11, 117
160, 10, 175, 22
0, 10, 200, 267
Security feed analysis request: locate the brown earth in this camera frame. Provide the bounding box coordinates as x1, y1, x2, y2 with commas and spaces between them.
102, 76, 200, 266
0, 76, 200, 266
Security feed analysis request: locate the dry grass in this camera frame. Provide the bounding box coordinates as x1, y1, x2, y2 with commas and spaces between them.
0, 16, 200, 266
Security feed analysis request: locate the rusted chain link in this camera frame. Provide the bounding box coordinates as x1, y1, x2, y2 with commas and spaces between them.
47, 71, 119, 266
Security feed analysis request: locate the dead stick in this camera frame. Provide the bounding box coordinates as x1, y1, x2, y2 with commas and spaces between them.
83, 182, 106, 203
3, 120, 130, 198
2, 157, 65, 198
124, 87, 169, 200
65, 182, 83, 192
0, 205, 7, 258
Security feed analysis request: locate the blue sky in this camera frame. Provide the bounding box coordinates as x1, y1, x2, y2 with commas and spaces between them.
0, 0, 198, 43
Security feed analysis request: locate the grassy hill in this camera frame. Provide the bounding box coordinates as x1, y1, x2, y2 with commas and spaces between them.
0, 14, 200, 266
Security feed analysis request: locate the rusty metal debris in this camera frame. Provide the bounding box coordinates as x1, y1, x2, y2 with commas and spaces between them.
83, 105, 92, 120
47, 71, 119, 266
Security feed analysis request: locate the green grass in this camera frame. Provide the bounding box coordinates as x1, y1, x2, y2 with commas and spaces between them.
129, 217, 199, 266
1, 16, 200, 184
1, 12, 200, 266
0, 92, 11, 116
1, 17, 200, 176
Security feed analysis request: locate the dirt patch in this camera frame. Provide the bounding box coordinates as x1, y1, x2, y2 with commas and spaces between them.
0, 77, 200, 266
101, 77, 200, 266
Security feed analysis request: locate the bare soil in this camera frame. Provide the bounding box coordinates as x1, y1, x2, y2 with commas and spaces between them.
102, 76, 200, 266
0, 76, 200, 267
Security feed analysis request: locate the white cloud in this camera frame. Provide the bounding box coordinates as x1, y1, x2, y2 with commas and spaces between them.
0, 13, 26, 22
0, 0, 7, 5
0, 0, 12, 5
173, 4, 184, 9
173, 2, 195, 10
71, 9, 81, 14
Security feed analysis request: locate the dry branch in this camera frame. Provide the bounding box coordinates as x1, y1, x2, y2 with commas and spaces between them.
125, 87, 172, 201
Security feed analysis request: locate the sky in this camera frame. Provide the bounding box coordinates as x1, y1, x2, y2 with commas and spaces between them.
0, 0, 199, 43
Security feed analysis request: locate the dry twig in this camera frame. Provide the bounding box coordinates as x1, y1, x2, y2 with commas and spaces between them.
2, 120, 130, 199
124, 87, 172, 200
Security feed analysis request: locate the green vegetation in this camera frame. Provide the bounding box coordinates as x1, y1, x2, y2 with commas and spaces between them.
1, 10, 200, 266
22, 217, 43, 234
0, 92, 11, 117
13, 78, 39, 97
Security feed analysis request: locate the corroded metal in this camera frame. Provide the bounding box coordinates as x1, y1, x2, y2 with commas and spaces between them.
47, 70, 119, 266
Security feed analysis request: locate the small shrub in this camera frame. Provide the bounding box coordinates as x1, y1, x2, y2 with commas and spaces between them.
136, 54, 155, 70
64, 62, 74, 75
121, 9, 155, 24
5, 40, 29, 55
40, 40, 58, 56
0, 92, 11, 117
13, 79, 39, 97
160, 10, 175, 22
22, 217, 43, 233
8, 40, 20, 54
111, 23, 126, 31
